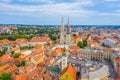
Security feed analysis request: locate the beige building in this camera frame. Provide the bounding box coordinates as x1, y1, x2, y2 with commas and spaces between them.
81, 64, 108, 80
61, 55, 68, 70
60, 17, 71, 45
78, 49, 105, 60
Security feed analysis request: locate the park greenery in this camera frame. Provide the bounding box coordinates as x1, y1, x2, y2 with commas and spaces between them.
0, 27, 59, 41
77, 40, 88, 48
20, 46, 34, 50
0, 72, 12, 80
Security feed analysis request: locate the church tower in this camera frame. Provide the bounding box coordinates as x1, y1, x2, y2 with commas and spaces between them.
66, 17, 71, 34
60, 17, 65, 45
60, 17, 71, 45
65, 17, 71, 44
61, 55, 68, 70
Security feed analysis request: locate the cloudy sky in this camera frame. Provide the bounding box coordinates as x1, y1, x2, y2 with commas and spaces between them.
0, 0, 120, 25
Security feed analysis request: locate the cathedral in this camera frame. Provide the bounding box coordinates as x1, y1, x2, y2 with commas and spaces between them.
60, 18, 71, 45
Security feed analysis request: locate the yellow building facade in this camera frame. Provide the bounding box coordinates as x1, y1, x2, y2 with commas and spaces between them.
60, 65, 76, 80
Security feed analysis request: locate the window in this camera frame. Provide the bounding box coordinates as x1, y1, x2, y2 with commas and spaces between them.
66, 74, 68, 79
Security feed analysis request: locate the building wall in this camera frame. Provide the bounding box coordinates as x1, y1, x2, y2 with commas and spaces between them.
61, 56, 68, 70
117, 64, 120, 78
60, 32, 65, 45
29, 42, 47, 46
60, 72, 74, 80
81, 72, 108, 80
60, 31, 71, 45
65, 34, 71, 45
78, 51, 104, 60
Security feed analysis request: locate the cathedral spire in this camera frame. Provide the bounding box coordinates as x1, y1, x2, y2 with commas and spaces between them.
61, 17, 64, 32
67, 17, 70, 27
60, 17, 71, 45
67, 17, 71, 33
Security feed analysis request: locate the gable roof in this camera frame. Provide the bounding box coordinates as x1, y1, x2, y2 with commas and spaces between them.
15, 73, 27, 80
60, 65, 76, 79
15, 38, 28, 44
0, 64, 10, 72
70, 46, 79, 49
30, 36, 50, 42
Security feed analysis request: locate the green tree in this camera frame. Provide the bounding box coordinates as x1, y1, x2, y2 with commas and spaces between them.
83, 40, 87, 47
20, 46, 34, 50
77, 41, 84, 48
20, 61, 26, 66
0, 49, 5, 57
72, 34, 76, 37
17, 61, 26, 67
50, 36, 57, 41
13, 53, 21, 58
0, 72, 12, 80
102, 43, 105, 47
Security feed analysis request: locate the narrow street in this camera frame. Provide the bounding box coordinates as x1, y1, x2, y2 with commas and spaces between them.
103, 60, 117, 80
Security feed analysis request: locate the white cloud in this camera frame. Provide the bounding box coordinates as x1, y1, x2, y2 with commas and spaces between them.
104, 0, 119, 2
0, 0, 120, 17
0, 0, 94, 17
96, 12, 120, 16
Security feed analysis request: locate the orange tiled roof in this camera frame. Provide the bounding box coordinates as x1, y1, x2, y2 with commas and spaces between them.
60, 65, 76, 79
78, 78, 81, 80
51, 51, 60, 57
70, 46, 79, 49
3, 39, 9, 42
55, 48, 64, 53
50, 48, 68, 57
22, 65, 44, 79
9, 41, 17, 47
35, 44, 43, 47
0, 64, 10, 72
73, 36, 82, 43
15, 38, 28, 44
19, 64, 36, 75
13, 58, 21, 62
45, 57, 54, 65
71, 50, 78, 55
11, 46, 20, 51
30, 36, 50, 42
33, 54, 44, 61
5, 65, 17, 72
15, 73, 27, 80
0, 54, 11, 62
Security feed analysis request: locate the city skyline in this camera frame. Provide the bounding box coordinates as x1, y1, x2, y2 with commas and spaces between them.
0, 0, 120, 25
